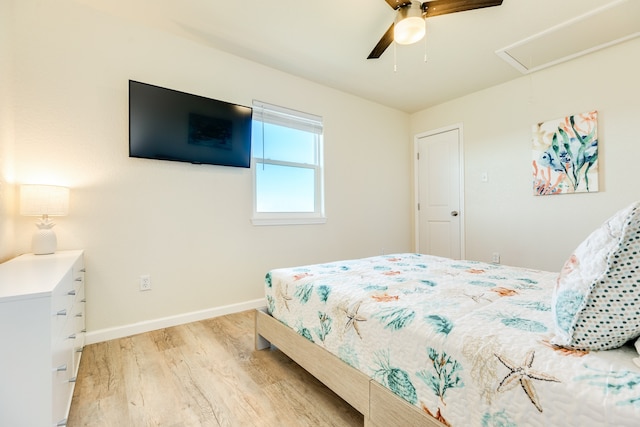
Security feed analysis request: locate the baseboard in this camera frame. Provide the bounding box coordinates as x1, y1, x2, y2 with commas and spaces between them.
85, 298, 266, 344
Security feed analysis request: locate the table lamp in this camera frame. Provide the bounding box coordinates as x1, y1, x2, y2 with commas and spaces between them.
20, 184, 69, 255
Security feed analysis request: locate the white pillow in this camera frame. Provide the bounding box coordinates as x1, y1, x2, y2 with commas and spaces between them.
551, 201, 640, 350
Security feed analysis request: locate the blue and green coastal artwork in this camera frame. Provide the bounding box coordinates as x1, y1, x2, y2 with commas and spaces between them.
532, 110, 598, 196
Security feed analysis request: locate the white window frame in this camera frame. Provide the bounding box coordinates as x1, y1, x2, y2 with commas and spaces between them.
251, 100, 325, 226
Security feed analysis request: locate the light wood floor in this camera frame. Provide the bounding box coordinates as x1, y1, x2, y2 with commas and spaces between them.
68, 310, 363, 426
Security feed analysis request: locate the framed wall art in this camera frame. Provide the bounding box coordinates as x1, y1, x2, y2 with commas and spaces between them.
532, 110, 598, 196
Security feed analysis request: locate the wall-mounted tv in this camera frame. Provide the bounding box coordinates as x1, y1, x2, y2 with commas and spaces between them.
129, 80, 252, 168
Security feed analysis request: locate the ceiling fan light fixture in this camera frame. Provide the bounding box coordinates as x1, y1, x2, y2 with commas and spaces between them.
394, 2, 426, 45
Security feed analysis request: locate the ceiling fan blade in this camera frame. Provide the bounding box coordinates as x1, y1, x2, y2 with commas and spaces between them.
384, 0, 411, 10
367, 23, 395, 59
422, 0, 503, 18
367, 0, 502, 59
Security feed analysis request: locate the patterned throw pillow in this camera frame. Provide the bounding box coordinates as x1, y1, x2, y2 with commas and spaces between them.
551, 201, 640, 350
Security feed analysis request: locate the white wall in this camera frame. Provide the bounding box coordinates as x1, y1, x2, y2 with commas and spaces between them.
0, 0, 16, 262
10, 0, 412, 335
411, 38, 640, 272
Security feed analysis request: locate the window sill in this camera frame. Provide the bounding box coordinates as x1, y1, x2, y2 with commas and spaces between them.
251, 216, 327, 226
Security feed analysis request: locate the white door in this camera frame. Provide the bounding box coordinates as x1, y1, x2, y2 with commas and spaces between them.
415, 126, 464, 259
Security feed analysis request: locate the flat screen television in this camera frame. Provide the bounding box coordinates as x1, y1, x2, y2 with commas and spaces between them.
129, 80, 253, 168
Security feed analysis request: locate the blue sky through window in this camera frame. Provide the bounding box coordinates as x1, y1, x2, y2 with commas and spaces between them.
252, 121, 319, 213
252, 122, 316, 163
255, 163, 315, 212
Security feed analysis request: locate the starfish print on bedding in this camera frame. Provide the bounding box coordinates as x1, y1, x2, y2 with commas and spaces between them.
342, 300, 367, 339
495, 350, 560, 413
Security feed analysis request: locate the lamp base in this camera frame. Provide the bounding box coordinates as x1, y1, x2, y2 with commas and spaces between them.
32, 228, 57, 255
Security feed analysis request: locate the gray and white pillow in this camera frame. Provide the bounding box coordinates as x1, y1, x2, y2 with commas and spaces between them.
552, 201, 640, 350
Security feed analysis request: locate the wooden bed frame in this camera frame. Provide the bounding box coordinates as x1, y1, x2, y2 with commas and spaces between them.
254, 308, 445, 427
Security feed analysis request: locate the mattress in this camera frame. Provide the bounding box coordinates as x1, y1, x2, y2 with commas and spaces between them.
265, 253, 640, 426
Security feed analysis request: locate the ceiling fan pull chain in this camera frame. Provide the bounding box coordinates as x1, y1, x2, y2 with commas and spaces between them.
394, 42, 397, 72
423, 18, 428, 62
424, 32, 428, 62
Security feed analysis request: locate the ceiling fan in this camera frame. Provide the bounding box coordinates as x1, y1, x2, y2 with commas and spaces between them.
368, 0, 504, 59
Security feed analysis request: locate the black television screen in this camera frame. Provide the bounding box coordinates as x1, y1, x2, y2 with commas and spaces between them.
129, 80, 252, 168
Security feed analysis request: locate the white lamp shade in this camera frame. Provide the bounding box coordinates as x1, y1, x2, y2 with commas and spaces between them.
394, 2, 426, 45
20, 185, 69, 217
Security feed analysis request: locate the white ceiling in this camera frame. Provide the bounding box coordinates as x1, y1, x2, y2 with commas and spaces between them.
75, 0, 637, 113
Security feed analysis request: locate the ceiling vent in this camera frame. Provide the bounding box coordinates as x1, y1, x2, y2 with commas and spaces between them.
496, 0, 640, 74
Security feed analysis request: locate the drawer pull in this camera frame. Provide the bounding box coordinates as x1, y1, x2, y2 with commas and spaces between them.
68, 377, 77, 383
56, 309, 67, 316
76, 347, 84, 353
57, 419, 67, 426
55, 364, 67, 372
75, 277, 83, 282
75, 312, 83, 318
67, 290, 76, 296
81, 298, 86, 303
68, 333, 76, 339
80, 268, 86, 272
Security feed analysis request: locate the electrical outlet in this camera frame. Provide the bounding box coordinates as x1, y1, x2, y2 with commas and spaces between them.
139, 274, 151, 291
492, 252, 501, 264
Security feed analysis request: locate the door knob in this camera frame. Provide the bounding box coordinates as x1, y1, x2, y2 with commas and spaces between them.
451, 211, 459, 217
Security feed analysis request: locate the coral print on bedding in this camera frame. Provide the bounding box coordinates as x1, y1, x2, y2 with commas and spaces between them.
265, 253, 640, 426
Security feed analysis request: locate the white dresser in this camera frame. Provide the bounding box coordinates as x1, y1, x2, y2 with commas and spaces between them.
0, 250, 85, 427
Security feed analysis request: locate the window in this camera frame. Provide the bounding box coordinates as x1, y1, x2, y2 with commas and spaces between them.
251, 101, 325, 225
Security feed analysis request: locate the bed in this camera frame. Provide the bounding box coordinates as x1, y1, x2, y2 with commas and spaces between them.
255, 202, 640, 426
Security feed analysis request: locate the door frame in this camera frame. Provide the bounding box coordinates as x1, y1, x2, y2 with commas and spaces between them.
413, 123, 466, 258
